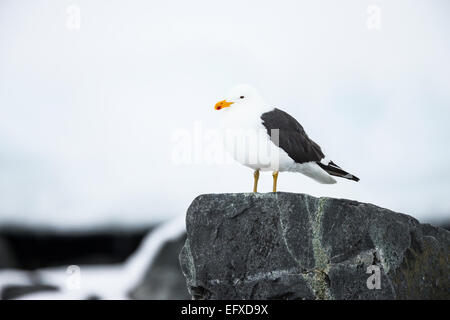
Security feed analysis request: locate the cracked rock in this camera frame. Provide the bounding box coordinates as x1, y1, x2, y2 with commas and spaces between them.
179, 193, 449, 300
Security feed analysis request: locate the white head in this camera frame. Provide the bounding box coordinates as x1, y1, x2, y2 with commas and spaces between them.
214, 84, 265, 111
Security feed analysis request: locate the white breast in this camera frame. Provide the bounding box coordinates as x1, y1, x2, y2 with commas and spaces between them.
220, 104, 295, 172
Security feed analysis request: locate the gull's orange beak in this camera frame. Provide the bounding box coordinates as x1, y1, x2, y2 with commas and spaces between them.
214, 100, 234, 110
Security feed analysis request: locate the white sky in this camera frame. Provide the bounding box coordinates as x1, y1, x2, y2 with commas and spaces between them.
0, 0, 449, 229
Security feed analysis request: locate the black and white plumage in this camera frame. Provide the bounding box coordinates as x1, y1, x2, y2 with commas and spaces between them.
261, 108, 359, 182
214, 84, 359, 191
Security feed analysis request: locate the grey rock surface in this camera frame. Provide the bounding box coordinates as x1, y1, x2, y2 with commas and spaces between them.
179, 193, 449, 300
130, 233, 190, 300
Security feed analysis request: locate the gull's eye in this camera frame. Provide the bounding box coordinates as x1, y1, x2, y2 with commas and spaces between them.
240, 96, 245, 99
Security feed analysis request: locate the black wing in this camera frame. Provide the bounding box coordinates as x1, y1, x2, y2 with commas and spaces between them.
261, 108, 324, 164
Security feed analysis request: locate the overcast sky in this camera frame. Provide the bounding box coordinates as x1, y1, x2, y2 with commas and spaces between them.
0, 0, 449, 229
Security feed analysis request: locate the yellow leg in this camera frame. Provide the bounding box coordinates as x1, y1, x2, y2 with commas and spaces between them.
253, 170, 260, 193
272, 171, 279, 192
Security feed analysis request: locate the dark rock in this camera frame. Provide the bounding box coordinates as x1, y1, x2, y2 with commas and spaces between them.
0, 237, 17, 269
130, 233, 190, 300
179, 193, 450, 300
0, 228, 150, 270
1, 284, 58, 300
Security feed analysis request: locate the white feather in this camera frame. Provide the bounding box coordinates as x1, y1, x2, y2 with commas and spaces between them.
218, 84, 336, 184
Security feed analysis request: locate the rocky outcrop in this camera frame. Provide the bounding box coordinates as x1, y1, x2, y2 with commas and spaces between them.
130, 233, 190, 300
0, 225, 189, 300
179, 193, 450, 300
